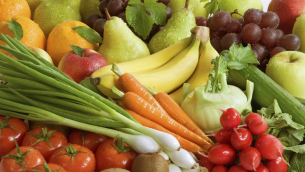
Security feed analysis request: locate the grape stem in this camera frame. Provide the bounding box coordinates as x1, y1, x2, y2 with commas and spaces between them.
230, 9, 243, 17
185, 0, 189, 9
104, 8, 112, 20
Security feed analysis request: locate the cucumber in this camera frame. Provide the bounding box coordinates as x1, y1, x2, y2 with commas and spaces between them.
229, 65, 305, 126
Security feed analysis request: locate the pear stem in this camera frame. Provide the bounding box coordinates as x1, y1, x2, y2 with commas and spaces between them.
185, 0, 189, 9
104, 8, 112, 20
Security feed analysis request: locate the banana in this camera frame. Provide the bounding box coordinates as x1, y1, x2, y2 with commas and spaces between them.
91, 36, 193, 78
169, 39, 219, 105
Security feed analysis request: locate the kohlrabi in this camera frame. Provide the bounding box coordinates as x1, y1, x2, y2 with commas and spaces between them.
181, 43, 259, 134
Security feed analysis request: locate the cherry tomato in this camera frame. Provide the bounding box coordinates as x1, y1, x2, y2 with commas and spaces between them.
95, 138, 137, 171
0, 144, 45, 172
26, 163, 67, 172
22, 127, 68, 161
0, 116, 28, 158
49, 143, 95, 172
68, 130, 109, 153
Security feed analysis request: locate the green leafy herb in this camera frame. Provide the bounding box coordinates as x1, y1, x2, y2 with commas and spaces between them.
69, 45, 84, 57
126, 0, 167, 39
204, 0, 219, 15
8, 21, 23, 41
74, 26, 103, 43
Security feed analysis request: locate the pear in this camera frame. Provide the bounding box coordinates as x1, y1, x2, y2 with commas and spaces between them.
33, 0, 81, 37
148, 1, 196, 54
98, 10, 150, 65
168, 0, 208, 18
80, 0, 102, 22
26, 0, 46, 18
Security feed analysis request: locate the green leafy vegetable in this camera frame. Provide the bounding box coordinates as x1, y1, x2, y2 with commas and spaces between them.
74, 26, 103, 43
69, 45, 84, 57
289, 153, 305, 172
203, 0, 219, 15
126, 0, 167, 39
8, 21, 23, 41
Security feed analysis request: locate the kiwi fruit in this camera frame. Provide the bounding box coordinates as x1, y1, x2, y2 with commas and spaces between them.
131, 153, 169, 172
101, 168, 130, 172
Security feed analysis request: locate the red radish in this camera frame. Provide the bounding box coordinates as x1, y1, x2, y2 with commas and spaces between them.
208, 142, 220, 152
239, 147, 261, 171
244, 113, 262, 125
212, 128, 233, 144
199, 156, 215, 171
231, 128, 253, 151
264, 157, 287, 172
255, 134, 284, 160
207, 144, 236, 165
250, 165, 269, 172
220, 108, 241, 130
228, 165, 247, 172
249, 117, 268, 135
212, 165, 229, 172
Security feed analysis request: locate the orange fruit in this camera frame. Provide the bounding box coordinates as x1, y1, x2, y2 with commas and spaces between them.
46, 20, 99, 66
0, 16, 46, 55
0, 0, 31, 22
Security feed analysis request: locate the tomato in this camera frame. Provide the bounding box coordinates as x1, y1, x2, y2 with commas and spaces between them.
68, 130, 109, 153
0, 116, 28, 159
95, 138, 137, 171
49, 143, 95, 172
26, 163, 67, 172
22, 127, 68, 161
0, 144, 45, 172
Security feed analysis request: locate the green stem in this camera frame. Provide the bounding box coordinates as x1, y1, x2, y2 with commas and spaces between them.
143, 85, 157, 96
0, 66, 35, 80
111, 63, 124, 77
112, 86, 124, 98
220, 73, 229, 93
117, 128, 142, 135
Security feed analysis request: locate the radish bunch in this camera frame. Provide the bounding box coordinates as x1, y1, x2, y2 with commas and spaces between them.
199, 108, 288, 172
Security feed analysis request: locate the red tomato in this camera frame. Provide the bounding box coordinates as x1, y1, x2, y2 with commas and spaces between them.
0, 145, 45, 172
26, 163, 67, 172
0, 116, 28, 158
68, 130, 109, 153
95, 138, 137, 171
22, 127, 68, 161
49, 143, 95, 172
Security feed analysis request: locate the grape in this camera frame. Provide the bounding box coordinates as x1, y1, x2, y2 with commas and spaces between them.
237, 18, 245, 27
211, 11, 232, 31
221, 33, 242, 50
227, 18, 242, 33
244, 8, 262, 25
117, 12, 127, 23
241, 23, 262, 44
93, 19, 107, 36
211, 37, 223, 53
260, 28, 278, 50
270, 47, 286, 58
124, 0, 129, 8
196, 17, 207, 26
158, 0, 170, 6
166, 7, 172, 20
207, 17, 217, 33
260, 12, 280, 29
217, 30, 227, 37
278, 34, 301, 51
150, 24, 160, 37
275, 29, 284, 40
86, 13, 103, 28
251, 43, 267, 62
107, 0, 125, 16
99, 0, 109, 14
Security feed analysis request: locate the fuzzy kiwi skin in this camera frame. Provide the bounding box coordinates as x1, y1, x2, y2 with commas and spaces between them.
131, 153, 169, 172
101, 168, 130, 172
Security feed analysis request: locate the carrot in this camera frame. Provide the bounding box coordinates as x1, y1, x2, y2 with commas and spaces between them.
126, 109, 208, 152
112, 63, 168, 114
154, 92, 214, 145
119, 91, 212, 150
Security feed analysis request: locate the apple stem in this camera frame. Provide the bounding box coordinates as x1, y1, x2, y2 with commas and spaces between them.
104, 8, 112, 20
185, 0, 189, 9
230, 9, 243, 17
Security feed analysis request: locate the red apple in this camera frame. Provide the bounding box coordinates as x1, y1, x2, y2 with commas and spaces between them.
268, 0, 305, 34
58, 48, 107, 83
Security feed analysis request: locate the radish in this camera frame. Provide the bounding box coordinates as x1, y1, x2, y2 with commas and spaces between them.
239, 147, 261, 171
207, 144, 236, 165
244, 113, 262, 125
207, 142, 220, 152
211, 128, 233, 144
264, 157, 287, 172
231, 128, 253, 151
255, 134, 284, 160
250, 165, 269, 172
249, 117, 268, 135
220, 108, 241, 130
199, 156, 215, 171
228, 165, 247, 172
211, 165, 229, 172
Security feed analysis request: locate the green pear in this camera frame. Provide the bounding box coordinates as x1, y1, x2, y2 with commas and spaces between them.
80, 0, 102, 22
168, 0, 208, 18
218, 0, 263, 19
26, 0, 46, 18
98, 13, 150, 65
293, 13, 305, 53
33, 0, 82, 37
148, 4, 196, 53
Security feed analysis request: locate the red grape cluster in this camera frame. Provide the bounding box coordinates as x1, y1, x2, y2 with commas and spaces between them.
86, 0, 172, 41
199, 108, 287, 172
199, 9, 301, 70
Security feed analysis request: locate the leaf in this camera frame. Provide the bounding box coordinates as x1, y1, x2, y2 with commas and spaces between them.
144, 0, 167, 25
8, 21, 23, 41
74, 26, 103, 43
79, 77, 100, 94
285, 145, 305, 154
278, 128, 305, 147
69, 45, 84, 57
204, 0, 219, 15
289, 153, 305, 172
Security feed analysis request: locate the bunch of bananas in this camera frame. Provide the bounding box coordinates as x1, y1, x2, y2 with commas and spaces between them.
90, 26, 219, 104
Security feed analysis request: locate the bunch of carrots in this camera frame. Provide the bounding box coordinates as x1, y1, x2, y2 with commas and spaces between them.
110, 63, 214, 153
